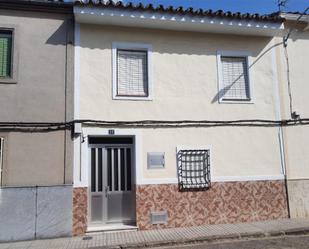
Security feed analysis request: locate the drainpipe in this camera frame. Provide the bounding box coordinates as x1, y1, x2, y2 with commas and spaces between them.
63, 15, 74, 185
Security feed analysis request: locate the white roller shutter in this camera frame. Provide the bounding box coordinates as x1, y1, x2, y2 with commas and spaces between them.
221, 56, 250, 100
117, 50, 148, 97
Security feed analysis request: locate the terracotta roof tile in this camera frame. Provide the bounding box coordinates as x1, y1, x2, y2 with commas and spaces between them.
74, 0, 284, 22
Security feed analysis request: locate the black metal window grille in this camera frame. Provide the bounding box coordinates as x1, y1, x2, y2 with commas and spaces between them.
177, 149, 211, 191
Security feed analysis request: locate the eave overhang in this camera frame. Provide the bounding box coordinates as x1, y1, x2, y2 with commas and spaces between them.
0, 0, 72, 14
74, 6, 284, 37
281, 13, 309, 31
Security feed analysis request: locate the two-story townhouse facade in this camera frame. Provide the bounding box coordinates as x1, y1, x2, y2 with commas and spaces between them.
1, 0, 308, 242
72, 1, 294, 235
0, 0, 74, 241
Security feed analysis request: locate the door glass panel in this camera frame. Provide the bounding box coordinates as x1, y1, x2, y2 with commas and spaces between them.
127, 148, 131, 191
89, 137, 133, 145
91, 148, 96, 192
107, 148, 112, 191
114, 148, 119, 191
120, 148, 126, 191
91, 195, 103, 222
98, 148, 103, 192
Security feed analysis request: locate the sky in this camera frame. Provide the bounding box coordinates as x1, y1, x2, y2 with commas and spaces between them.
122, 0, 309, 15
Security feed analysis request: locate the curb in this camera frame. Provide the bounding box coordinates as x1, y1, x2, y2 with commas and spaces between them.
284, 227, 309, 236
88, 247, 121, 249
8, 221, 309, 249
115, 228, 309, 249
119, 232, 260, 249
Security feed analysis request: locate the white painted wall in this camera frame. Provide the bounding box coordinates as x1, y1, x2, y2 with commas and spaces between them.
79, 25, 277, 121
76, 24, 285, 184
276, 27, 309, 180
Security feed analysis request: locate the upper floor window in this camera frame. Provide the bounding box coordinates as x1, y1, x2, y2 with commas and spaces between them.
117, 50, 148, 97
217, 51, 252, 103
0, 30, 12, 79
112, 42, 152, 100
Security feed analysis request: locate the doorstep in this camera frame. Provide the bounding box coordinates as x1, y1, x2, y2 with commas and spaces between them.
87, 224, 138, 233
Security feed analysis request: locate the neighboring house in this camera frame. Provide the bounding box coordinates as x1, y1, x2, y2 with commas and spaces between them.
276, 13, 309, 219
72, 0, 300, 235
0, 0, 74, 241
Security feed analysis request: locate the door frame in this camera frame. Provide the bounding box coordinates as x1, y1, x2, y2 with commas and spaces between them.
73, 128, 143, 230
88, 142, 136, 226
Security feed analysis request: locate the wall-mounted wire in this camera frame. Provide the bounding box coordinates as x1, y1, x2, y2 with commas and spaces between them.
283, 7, 309, 44
0, 118, 309, 132
282, 6, 309, 119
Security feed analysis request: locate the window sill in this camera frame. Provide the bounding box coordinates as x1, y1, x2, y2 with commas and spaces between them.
0, 78, 17, 84
87, 224, 138, 233
219, 99, 254, 104
113, 96, 153, 101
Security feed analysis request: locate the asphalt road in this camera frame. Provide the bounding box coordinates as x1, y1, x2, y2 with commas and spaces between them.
146, 235, 309, 249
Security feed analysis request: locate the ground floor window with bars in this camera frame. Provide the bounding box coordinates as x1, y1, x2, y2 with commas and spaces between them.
177, 149, 211, 191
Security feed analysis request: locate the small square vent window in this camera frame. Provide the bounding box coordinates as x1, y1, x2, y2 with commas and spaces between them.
177, 149, 211, 191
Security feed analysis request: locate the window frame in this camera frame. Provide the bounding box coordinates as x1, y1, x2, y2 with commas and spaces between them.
0, 25, 18, 84
216, 50, 254, 104
112, 42, 153, 101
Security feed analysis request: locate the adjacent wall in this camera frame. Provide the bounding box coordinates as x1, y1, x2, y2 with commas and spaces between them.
0, 185, 73, 242
0, 6, 74, 241
0, 8, 74, 186
276, 23, 309, 218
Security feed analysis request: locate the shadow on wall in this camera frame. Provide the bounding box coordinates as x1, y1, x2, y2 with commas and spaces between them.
290, 30, 309, 41
77, 24, 274, 55
284, 22, 309, 41
0, 9, 72, 47
46, 21, 67, 46
46, 19, 73, 46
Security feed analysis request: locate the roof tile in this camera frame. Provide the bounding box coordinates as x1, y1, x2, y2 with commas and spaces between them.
73, 0, 284, 22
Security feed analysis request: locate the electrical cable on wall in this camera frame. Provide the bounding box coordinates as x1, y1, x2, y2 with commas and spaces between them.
279, 6, 309, 219
0, 118, 309, 132
283, 44, 294, 118
284, 7, 309, 42
282, 6, 309, 119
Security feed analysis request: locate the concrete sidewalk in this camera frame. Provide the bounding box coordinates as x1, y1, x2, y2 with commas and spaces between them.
2, 218, 309, 249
